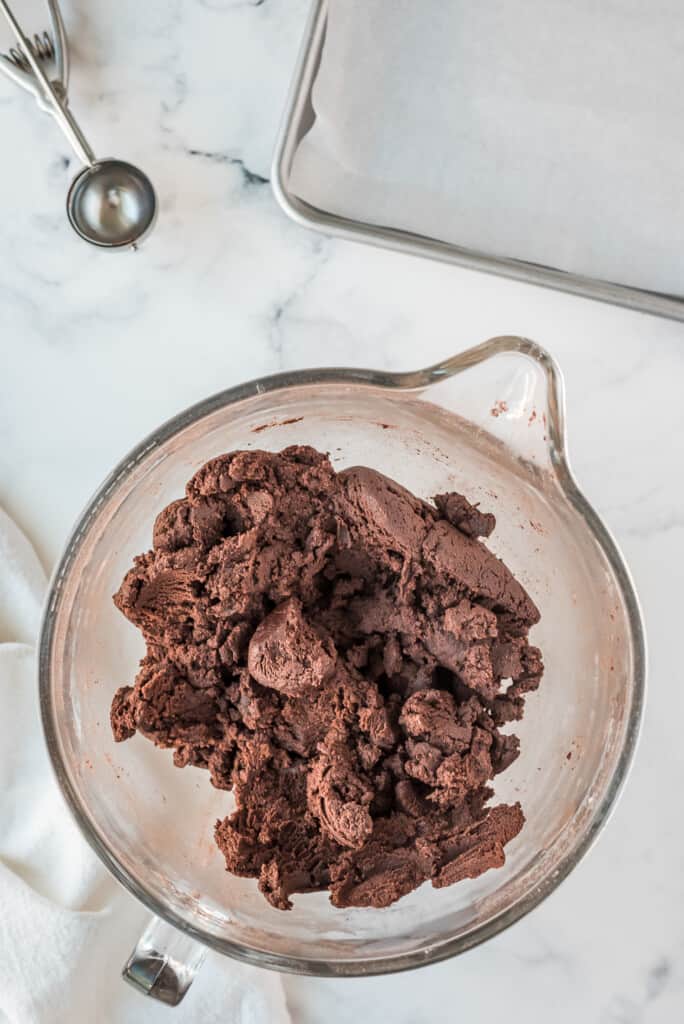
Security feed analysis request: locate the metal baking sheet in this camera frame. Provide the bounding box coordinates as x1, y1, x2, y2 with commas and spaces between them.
272, 0, 683, 322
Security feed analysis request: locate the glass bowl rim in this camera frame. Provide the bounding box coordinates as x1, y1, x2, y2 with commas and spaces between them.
38, 335, 647, 976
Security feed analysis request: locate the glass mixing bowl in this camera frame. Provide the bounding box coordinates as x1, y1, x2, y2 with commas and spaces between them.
39, 337, 645, 1005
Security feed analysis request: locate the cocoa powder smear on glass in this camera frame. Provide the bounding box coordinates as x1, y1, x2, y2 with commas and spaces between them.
111, 447, 543, 910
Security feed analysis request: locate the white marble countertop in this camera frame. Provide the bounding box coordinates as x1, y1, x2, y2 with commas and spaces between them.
1, 2, 683, 1021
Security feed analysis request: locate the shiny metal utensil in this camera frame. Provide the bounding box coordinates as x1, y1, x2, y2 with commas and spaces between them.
0, 0, 68, 109
0, 0, 156, 248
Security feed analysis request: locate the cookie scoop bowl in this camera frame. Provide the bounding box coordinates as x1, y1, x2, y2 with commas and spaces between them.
39, 337, 645, 1003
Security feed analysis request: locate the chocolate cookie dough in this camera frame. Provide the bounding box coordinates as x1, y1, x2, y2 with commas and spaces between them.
111, 447, 543, 910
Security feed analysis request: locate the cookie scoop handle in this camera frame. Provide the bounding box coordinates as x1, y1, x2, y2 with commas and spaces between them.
122, 917, 206, 1006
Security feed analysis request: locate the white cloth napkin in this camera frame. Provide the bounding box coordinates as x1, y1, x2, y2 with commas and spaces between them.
0, 507, 290, 1024
289, 0, 684, 296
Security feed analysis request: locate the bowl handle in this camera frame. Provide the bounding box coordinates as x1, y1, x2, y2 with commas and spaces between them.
122, 916, 206, 1006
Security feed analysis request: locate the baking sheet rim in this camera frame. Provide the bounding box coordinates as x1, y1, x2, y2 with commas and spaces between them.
271, 0, 683, 323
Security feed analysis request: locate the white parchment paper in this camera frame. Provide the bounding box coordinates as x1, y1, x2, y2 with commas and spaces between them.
289, 0, 684, 296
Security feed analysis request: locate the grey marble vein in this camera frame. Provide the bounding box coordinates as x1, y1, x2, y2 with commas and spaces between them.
186, 148, 269, 185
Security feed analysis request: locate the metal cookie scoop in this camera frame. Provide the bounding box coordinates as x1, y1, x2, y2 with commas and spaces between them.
0, 0, 156, 249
